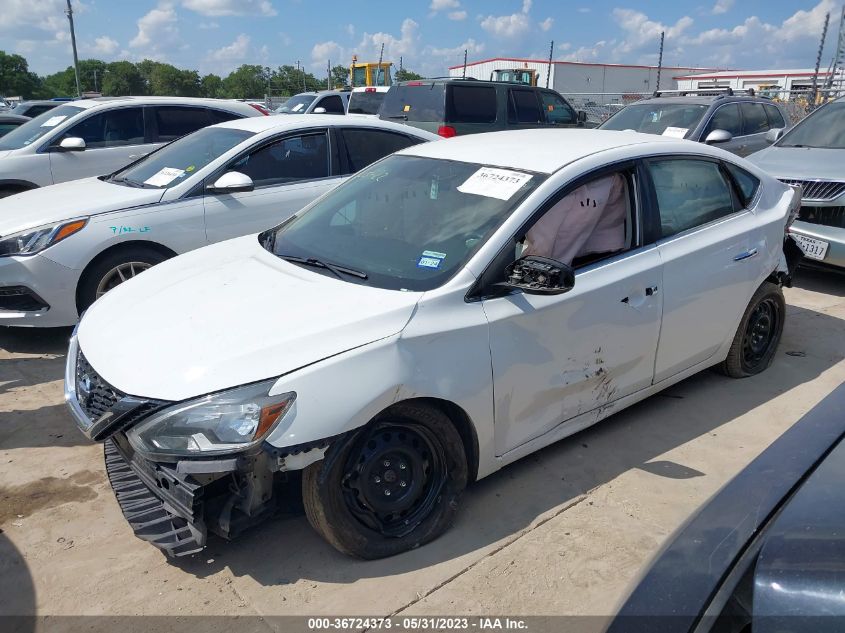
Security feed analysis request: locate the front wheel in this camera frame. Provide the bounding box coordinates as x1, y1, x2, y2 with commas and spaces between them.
77, 247, 170, 313
302, 403, 468, 559
718, 281, 785, 378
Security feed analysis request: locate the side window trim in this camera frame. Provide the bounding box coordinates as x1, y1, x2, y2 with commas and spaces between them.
643, 155, 750, 244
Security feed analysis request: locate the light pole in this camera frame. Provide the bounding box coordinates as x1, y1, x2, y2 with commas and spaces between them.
65, 0, 82, 98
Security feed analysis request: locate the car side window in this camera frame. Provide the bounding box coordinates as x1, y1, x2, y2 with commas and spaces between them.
317, 95, 345, 114
704, 103, 742, 137
649, 159, 736, 238
229, 131, 329, 187
741, 102, 769, 135
518, 168, 635, 269
539, 91, 575, 125
508, 89, 543, 124
27, 105, 53, 117
208, 109, 242, 124
63, 107, 145, 148
154, 106, 213, 142
764, 104, 786, 129
446, 85, 497, 124
723, 162, 761, 208
339, 129, 422, 173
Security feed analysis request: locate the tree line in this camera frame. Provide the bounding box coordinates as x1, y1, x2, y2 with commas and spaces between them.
0, 51, 424, 100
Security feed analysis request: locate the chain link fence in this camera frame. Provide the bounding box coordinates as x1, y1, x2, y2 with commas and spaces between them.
561, 89, 845, 128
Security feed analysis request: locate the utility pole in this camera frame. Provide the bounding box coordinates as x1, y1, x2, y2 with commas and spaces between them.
546, 40, 554, 88
811, 12, 830, 107
462, 49, 467, 78
327, 59, 331, 90
377, 42, 385, 85
65, 0, 82, 97
92, 69, 99, 93
655, 31, 665, 92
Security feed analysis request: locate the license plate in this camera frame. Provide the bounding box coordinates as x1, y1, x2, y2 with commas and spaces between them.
793, 234, 829, 261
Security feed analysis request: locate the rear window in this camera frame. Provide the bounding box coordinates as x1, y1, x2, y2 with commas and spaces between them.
724, 162, 760, 207
446, 85, 497, 124
741, 102, 769, 135
348, 90, 386, 115
509, 89, 543, 123
380, 84, 446, 123
764, 104, 786, 129
155, 106, 211, 142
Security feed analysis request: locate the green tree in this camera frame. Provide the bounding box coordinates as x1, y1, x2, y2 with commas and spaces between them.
101, 61, 146, 96
201, 73, 224, 98
395, 68, 423, 82
0, 51, 41, 98
330, 64, 349, 89
222, 64, 269, 99
41, 59, 108, 97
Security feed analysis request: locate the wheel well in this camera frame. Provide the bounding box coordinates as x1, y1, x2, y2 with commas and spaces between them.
383, 397, 480, 483
0, 181, 38, 196
76, 240, 178, 313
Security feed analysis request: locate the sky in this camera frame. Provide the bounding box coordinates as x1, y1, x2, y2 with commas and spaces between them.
2, 0, 842, 78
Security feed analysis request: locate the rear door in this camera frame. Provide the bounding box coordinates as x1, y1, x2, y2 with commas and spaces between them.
202, 128, 343, 243
48, 106, 156, 184
445, 83, 498, 134
507, 88, 545, 130
335, 127, 427, 174
645, 157, 765, 382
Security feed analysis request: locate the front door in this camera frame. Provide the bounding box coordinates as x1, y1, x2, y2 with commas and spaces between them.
202, 130, 343, 243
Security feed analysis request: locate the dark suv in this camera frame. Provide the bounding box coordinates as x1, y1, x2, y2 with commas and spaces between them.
379, 78, 587, 138
599, 89, 790, 157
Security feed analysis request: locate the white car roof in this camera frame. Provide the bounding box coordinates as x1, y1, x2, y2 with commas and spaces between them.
215, 113, 439, 138
399, 129, 687, 174
69, 96, 257, 113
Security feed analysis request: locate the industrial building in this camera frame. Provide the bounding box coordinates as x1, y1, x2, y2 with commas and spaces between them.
673, 68, 837, 93
448, 57, 719, 95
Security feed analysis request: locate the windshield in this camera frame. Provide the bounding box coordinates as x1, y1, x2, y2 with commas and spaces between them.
348, 91, 386, 115
267, 154, 545, 291
0, 105, 85, 150
777, 101, 845, 149
599, 103, 708, 136
112, 126, 254, 189
276, 95, 316, 114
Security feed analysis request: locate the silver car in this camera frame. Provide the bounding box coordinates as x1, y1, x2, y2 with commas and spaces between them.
749, 97, 845, 270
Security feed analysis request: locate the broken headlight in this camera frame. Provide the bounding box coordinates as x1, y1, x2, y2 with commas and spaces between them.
126, 379, 295, 458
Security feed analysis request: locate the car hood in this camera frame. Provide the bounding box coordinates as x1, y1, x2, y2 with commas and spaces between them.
0, 177, 164, 236
748, 146, 845, 181
77, 235, 422, 402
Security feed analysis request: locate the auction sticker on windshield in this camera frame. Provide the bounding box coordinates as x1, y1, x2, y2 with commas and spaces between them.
662, 127, 688, 138
41, 115, 68, 128
144, 167, 186, 187
457, 167, 532, 200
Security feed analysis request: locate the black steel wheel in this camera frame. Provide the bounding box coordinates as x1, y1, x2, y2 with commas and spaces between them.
719, 281, 785, 378
302, 403, 468, 559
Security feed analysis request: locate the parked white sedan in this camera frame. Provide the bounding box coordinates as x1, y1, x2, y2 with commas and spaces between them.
0, 115, 439, 326
67, 129, 799, 558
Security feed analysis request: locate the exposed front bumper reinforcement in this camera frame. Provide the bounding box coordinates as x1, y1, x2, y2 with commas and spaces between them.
104, 437, 207, 557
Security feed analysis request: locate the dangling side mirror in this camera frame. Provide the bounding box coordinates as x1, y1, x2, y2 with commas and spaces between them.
501, 255, 575, 295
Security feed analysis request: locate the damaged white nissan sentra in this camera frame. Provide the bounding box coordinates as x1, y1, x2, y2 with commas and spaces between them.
66, 129, 801, 558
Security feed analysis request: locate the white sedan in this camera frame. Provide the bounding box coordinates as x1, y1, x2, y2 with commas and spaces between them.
0, 115, 439, 326
67, 129, 799, 558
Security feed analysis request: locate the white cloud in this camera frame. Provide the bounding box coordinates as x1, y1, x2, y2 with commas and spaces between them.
130, 2, 180, 55
539, 17, 553, 31
711, 0, 734, 15
198, 21, 219, 29
181, 0, 276, 16
427, 38, 485, 60
480, 0, 534, 39
345, 24, 355, 37
92, 35, 119, 55
310, 40, 343, 67
559, 40, 607, 63
358, 18, 421, 61
448, 10, 467, 21
611, 8, 693, 57
208, 34, 251, 61
429, 0, 460, 10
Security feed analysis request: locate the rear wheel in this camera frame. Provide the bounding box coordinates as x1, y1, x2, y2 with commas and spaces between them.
302, 403, 467, 559
718, 281, 785, 378
77, 247, 170, 313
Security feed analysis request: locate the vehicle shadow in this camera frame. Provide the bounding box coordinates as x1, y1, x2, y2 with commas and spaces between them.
0, 530, 36, 631
793, 266, 845, 298
175, 299, 845, 588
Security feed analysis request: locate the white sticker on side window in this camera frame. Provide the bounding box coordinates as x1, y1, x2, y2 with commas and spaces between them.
40, 115, 68, 128
144, 167, 186, 187
457, 167, 533, 200
292, 103, 305, 112
662, 126, 688, 138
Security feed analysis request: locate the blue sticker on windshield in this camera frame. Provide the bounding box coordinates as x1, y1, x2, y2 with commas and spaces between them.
417, 256, 442, 269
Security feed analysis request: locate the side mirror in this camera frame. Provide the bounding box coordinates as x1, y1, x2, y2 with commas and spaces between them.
705, 129, 732, 145
502, 255, 574, 295
209, 171, 254, 194
57, 137, 86, 152
577, 110, 588, 124
312, 107, 327, 114
765, 127, 784, 143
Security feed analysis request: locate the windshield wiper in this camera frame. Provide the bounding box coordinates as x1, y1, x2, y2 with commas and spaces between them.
280, 255, 368, 280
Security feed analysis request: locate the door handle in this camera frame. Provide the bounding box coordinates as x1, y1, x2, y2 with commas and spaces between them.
645, 286, 658, 296
734, 248, 758, 261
